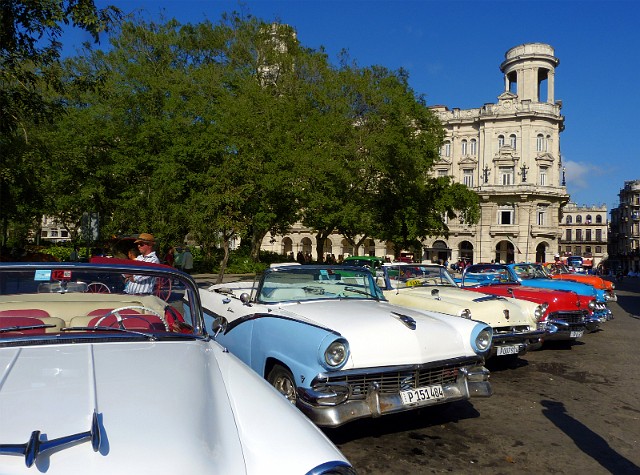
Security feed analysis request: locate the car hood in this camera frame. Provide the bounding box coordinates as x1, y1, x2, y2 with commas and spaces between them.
384, 287, 537, 327
462, 284, 584, 309
517, 277, 599, 297
0, 340, 347, 474
277, 300, 479, 368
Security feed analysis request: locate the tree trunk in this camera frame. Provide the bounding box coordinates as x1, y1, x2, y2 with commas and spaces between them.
314, 230, 330, 263
250, 230, 267, 262
216, 238, 230, 284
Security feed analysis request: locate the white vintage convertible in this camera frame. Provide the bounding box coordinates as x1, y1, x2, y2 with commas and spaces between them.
0, 260, 354, 475
375, 263, 547, 358
199, 264, 493, 428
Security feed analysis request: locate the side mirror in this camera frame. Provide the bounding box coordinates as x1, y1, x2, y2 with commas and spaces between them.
212, 316, 228, 337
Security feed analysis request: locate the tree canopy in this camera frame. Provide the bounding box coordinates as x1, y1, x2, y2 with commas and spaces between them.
1, 8, 479, 277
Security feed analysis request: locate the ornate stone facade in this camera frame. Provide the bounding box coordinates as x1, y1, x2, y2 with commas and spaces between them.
609, 180, 640, 273
558, 202, 609, 270
262, 43, 570, 264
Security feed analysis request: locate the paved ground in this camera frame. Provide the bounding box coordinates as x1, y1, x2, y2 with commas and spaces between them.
324, 276, 640, 474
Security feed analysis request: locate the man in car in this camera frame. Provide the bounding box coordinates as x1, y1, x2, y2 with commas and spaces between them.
124, 233, 160, 294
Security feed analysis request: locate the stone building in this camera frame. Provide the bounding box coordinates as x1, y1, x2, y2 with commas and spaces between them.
558, 202, 609, 270
608, 180, 640, 273
261, 43, 569, 264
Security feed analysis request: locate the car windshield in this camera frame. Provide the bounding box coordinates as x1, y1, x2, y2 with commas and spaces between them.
512, 264, 548, 279
546, 263, 570, 275
257, 265, 384, 303
382, 264, 457, 289
0, 261, 204, 346
462, 264, 519, 286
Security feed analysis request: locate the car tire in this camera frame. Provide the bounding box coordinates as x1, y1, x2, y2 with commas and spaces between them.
267, 364, 297, 405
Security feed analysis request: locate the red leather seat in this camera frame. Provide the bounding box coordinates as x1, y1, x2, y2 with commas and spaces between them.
87, 312, 166, 331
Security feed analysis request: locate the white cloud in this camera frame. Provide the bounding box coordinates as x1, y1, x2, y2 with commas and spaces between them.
562, 159, 609, 190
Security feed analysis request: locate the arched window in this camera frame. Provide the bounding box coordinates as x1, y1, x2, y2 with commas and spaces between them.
442, 141, 451, 157
498, 135, 505, 148
536, 134, 544, 152
565, 215, 572, 224
470, 139, 477, 155
586, 215, 592, 224
595, 215, 603, 224
546, 135, 551, 152
461, 139, 468, 156
576, 215, 583, 224
509, 134, 517, 149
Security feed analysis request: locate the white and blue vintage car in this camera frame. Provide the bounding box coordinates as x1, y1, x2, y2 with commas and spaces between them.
199, 264, 493, 428
0, 260, 353, 475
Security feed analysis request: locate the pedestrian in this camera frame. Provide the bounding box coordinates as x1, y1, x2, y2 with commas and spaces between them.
181, 246, 194, 274
164, 246, 175, 267
69, 246, 80, 262
124, 233, 160, 294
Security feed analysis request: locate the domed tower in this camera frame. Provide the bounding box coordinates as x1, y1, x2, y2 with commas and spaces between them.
500, 43, 559, 104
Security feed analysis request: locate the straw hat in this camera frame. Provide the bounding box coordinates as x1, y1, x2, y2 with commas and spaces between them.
134, 233, 156, 244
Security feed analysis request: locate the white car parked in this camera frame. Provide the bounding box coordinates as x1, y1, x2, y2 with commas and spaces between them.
375, 263, 547, 358
0, 261, 353, 475
199, 264, 493, 427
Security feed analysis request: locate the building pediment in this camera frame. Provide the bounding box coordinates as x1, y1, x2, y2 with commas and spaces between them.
497, 91, 518, 102
535, 152, 555, 163
459, 156, 478, 165
493, 147, 520, 164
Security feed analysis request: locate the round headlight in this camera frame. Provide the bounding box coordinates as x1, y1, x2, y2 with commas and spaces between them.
475, 329, 492, 352
534, 305, 544, 320
325, 341, 348, 367
588, 300, 596, 310
460, 308, 472, 319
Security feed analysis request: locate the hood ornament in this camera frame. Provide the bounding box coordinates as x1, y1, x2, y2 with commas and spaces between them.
390, 312, 417, 330
0, 410, 102, 467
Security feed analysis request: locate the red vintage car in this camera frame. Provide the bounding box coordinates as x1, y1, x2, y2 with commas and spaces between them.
460, 264, 600, 341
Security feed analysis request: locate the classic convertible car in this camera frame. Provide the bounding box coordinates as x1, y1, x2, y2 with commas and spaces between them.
0, 261, 354, 474
199, 264, 493, 428
542, 262, 616, 297
507, 263, 613, 321
375, 263, 546, 358
460, 264, 601, 340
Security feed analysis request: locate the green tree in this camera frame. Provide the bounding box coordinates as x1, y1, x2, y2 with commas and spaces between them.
0, 0, 119, 247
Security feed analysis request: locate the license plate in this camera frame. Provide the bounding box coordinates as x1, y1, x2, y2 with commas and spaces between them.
400, 385, 445, 405
570, 330, 584, 338
497, 345, 520, 356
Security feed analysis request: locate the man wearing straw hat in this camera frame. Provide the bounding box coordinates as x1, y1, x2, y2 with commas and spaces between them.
124, 233, 160, 294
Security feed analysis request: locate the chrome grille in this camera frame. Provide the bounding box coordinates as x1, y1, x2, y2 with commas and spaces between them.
493, 325, 531, 335
550, 311, 586, 324
322, 362, 468, 397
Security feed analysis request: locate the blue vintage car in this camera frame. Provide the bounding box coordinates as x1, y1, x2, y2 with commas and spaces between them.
507, 263, 612, 321
199, 264, 493, 428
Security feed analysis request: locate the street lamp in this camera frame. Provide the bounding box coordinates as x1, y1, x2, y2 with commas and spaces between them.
482, 165, 490, 184
562, 167, 566, 186
520, 164, 529, 182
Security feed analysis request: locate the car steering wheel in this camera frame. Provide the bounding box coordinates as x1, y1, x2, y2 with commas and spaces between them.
94, 305, 168, 332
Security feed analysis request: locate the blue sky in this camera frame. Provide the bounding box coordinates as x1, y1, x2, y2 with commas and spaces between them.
62, 0, 640, 211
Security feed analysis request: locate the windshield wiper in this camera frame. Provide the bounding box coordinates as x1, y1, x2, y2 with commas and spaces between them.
61, 326, 158, 340
0, 324, 56, 334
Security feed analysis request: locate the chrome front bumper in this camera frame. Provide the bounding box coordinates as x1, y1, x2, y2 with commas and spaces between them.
297, 362, 492, 428
490, 329, 546, 357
